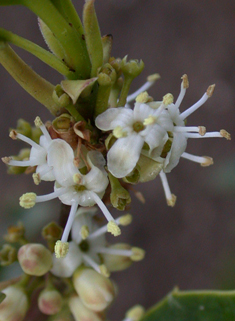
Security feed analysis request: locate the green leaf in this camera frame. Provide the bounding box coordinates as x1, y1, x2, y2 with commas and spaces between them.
142, 288, 235, 321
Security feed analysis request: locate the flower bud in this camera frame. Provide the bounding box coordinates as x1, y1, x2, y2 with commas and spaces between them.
103, 243, 133, 272
121, 56, 144, 78
4, 222, 25, 243
69, 296, 104, 321
18, 243, 53, 276
0, 244, 17, 266
73, 268, 115, 312
38, 286, 63, 315
0, 286, 29, 321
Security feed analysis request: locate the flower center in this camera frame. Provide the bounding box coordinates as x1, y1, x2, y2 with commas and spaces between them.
74, 185, 87, 192
79, 240, 90, 252
133, 121, 144, 133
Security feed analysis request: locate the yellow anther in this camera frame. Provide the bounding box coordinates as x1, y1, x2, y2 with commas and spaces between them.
9, 130, 17, 140
147, 73, 160, 82
32, 173, 41, 185
220, 129, 231, 140
99, 264, 110, 278
126, 305, 145, 321
181, 74, 189, 89
113, 126, 127, 139
163, 93, 174, 105
201, 156, 214, 167
143, 115, 156, 126
34, 116, 43, 128
107, 221, 121, 237
136, 91, 150, 103
19, 192, 36, 209
198, 126, 206, 136
130, 247, 145, 261
73, 173, 83, 185
118, 214, 133, 226
1, 156, 11, 164
167, 194, 177, 207
80, 225, 89, 240
54, 240, 69, 258
206, 84, 215, 97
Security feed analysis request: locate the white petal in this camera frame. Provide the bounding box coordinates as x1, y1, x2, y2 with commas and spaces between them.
48, 139, 78, 187
36, 163, 55, 181
164, 133, 187, 172
143, 124, 167, 152
29, 145, 47, 165
50, 241, 82, 277
107, 133, 144, 178
84, 167, 109, 193
167, 104, 185, 126
133, 102, 154, 122
95, 108, 133, 131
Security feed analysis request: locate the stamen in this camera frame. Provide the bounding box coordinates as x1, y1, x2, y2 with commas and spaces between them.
82, 253, 102, 275
159, 171, 177, 207
113, 126, 127, 138
34, 116, 52, 142
95, 247, 133, 257
136, 91, 150, 103
107, 221, 121, 237
54, 240, 69, 258
32, 173, 41, 185
11, 131, 41, 150
80, 225, 90, 240
6, 159, 37, 167
61, 201, 79, 242
181, 152, 213, 166
180, 91, 211, 120
2, 157, 12, 164
117, 214, 133, 226
99, 264, 110, 278
36, 187, 68, 203
130, 247, 145, 261
175, 74, 188, 108
163, 93, 174, 105
184, 131, 228, 139
174, 126, 206, 135
143, 115, 156, 126
89, 191, 115, 223
19, 192, 36, 209
126, 73, 160, 103
220, 129, 231, 140
206, 84, 215, 97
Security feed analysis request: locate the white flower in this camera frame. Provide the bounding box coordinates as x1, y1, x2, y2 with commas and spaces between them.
51, 209, 139, 278
95, 100, 173, 178
2, 117, 54, 183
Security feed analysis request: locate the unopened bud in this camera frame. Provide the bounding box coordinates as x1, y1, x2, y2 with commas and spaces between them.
121, 56, 144, 78
0, 244, 17, 266
38, 287, 63, 315
69, 296, 104, 321
103, 244, 133, 272
12, 118, 32, 138
0, 286, 29, 321
73, 268, 115, 312
4, 221, 25, 243
18, 243, 53, 276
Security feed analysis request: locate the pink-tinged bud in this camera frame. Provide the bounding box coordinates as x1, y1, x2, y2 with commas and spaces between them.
0, 285, 29, 321
73, 268, 115, 312
18, 243, 52, 276
69, 296, 104, 321
38, 287, 63, 315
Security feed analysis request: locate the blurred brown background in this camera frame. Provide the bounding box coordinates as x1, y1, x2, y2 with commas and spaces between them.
0, 0, 235, 320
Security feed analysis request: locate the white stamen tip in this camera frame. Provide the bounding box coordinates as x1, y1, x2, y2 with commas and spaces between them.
54, 240, 69, 258
19, 192, 36, 209
167, 194, 177, 207
118, 214, 133, 226
198, 126, 206, 136
220, 129, 231, 140
113, 126, 127, 139
80, 225, 89, 240
32, 173, 41, 185
107, 221, 121, 236
136, 91, 150, 103
181, 74, 189, 89
99, 264, 110, 278
206, 84, 215, 97
163, 93, 174, 105
131, 247, 145, 261
201, 156, 214, 167
9, 130, 17, 140
147, 73, 161, 82
126, 305, 145, 321
143, 115, 156, 126
34, 116, 43, 128
73, 173, 83, 184
2, 156, 12, 164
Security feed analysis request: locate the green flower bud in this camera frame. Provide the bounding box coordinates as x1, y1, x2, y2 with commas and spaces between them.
4, 221, 25, 243
73, 268, 115, 312
38, 286, 63, 315
121, 56, 144, 78
18, 243, 53, 276
109, 173, 131, 210
10, 119, 32, 138
0, 244, 17, 266
7, 149, 30, 175
137, 154, 163, 183
0, 285, 29, 321
69, 296, 104, 321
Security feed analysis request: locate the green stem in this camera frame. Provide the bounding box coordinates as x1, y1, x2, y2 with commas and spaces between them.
0, 43, 61, 115
65, 103, 85, 122
95, 84, 112, 117
0, 28, 75, 78
117, 77, 132, 107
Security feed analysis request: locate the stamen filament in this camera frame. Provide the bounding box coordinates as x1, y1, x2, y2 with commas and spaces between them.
82, 254, 101, 274
181, 152, 213, 166
126, 75, 159, 103
95, 247, 133, 257
89, 191, 115, 222
184, 132, 223, 139
180, 92, 209, 120
36, 187, 67, 203
175, 77, 187, 108
8, 159, 38, 167
16, 133, 42, 150
174, 126, 203, 133
39, 124, 52, 142
159, 171, 176, 207
61, 201, 79, 242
